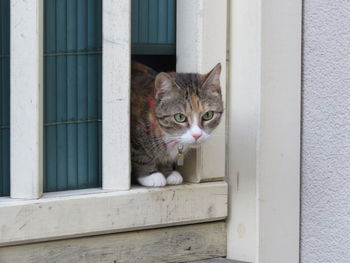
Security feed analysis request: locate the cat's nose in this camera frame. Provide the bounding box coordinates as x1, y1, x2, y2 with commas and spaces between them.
192, 133, 202, 140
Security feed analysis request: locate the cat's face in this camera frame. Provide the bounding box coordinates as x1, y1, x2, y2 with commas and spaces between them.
154, 64, 223, 148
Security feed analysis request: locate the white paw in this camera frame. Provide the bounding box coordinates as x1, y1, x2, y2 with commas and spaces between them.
166, 171, 183, 185
137, 172, 167, 187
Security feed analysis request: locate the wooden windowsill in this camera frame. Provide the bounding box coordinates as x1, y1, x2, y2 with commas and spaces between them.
0, 181, 227, 247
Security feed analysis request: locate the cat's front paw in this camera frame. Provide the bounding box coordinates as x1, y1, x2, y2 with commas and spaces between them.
137, 172, 167, 187
166, 171, 183, 185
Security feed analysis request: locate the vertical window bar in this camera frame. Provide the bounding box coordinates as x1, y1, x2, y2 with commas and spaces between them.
10, 0, 44, 199
102, 0, 131, 190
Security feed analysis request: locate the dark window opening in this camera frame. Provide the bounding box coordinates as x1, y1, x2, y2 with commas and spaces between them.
132, 55, 176, 72
131, 0, 176, 72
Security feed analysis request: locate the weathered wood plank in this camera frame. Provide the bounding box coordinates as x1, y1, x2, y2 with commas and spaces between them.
0, 182, 227, 246
0, 222, 226, 263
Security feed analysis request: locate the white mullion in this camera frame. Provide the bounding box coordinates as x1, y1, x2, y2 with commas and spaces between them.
10, 0, 43, 199
102, 0, 131, 190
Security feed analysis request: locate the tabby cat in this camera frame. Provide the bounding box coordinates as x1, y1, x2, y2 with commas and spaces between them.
131, 61, 223, 187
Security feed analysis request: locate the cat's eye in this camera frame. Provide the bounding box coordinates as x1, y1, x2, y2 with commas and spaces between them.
202, 111, 214, 121
174, 113, 187, 123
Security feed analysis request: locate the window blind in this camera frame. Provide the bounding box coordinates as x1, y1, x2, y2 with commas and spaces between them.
131, 0, 176, 55
44, 0, 102, 192
0, 0, 10, 197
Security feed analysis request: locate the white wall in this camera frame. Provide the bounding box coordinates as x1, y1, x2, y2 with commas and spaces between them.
301, 0, 350, 262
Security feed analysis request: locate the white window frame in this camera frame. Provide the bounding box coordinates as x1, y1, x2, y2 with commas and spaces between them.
0, 0, 228, 247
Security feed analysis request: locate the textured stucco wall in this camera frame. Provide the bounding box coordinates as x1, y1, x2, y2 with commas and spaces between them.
301, 0, 350, 262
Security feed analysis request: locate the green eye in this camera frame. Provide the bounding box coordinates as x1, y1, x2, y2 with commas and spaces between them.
202, 111, 214, 121
174, 113, 187, 123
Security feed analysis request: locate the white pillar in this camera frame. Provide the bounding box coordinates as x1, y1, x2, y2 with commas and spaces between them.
226, 0, 302, 262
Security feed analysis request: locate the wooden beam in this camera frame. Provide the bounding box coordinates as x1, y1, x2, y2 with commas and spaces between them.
0, 222, 226, 263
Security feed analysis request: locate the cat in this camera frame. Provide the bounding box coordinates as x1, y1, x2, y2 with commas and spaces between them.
131, 61, 223, 187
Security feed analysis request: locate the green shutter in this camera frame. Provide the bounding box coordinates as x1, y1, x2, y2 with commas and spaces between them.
0, 0, 10, 197
44, 0, 102, 192
132, 0, 176, 55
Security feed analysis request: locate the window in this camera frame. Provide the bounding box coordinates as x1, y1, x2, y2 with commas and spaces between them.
0, 0, 10, 197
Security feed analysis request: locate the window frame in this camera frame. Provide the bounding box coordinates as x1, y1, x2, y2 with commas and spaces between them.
0, 0, 302, 262
1, 1, 301, 261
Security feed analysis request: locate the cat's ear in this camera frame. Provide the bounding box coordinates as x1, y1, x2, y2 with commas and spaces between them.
155, 72, 174, 99
201, 63, 221, 95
